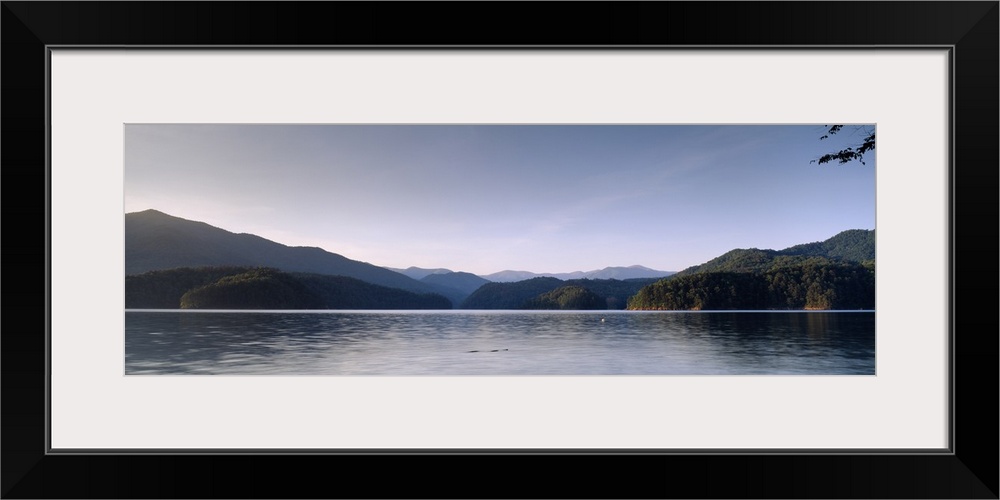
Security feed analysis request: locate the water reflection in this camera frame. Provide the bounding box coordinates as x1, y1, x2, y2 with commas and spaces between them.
125, 310, 875, 376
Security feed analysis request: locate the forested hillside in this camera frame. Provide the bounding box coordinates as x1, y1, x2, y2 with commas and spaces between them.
673, 229, 874, 277
628, 259, 875, 310
126, 266, 452, 310
780, 229, 875, 263
460, 277, 658, 310
522, 286, 606, 310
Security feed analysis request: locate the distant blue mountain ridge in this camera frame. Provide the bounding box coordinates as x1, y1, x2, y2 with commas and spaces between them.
124, 210, 872, 311
478, 266, 676, 282
125, 209, 673, 307
390, 265, 675, 282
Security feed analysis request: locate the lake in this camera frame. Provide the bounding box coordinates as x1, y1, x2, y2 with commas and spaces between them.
124, 310, 875, 375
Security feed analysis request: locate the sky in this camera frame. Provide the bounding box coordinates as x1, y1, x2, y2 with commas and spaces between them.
124, 124, 876, 275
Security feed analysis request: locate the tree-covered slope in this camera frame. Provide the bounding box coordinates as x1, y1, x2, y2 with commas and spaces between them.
628, 261, 874, 310
460, 277, 564, 309
294, 272, 452, 310
459, 277, 658, 310
125, 266, 256, 309
672, 248, 781, 277
672, 229, 874, 277
780, 229, 875, 262
566, 278, 660, 310
126, 266, 452, 310
179, 268, 324, 309
628, 229, 875, 311
522, 286, 606, 310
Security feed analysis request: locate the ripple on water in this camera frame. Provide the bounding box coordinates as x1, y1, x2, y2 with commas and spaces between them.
124, 311, 875, 375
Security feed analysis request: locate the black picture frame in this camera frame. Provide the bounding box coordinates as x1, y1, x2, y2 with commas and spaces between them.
3, 2, 996, 498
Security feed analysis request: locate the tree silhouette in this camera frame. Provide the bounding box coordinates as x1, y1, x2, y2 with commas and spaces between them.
811, 125, 875, 165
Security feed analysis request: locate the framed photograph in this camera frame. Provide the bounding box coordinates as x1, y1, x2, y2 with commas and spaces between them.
4, 2, 996, 498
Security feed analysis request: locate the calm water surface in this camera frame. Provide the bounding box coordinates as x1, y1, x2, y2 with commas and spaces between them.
124, 310, 875, 375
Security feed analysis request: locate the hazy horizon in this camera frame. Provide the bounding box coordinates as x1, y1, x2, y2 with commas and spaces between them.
125, 124, 875, 275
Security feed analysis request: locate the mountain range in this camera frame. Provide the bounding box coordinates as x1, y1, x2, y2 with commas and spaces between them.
124, 209, 874, 310
126, 209, 673, 306
389, 265, 674, 282
386, 267, 454, 280
478, 266, 674, 282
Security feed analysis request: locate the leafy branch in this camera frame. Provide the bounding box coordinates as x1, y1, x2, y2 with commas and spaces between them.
811, 125, 875, 165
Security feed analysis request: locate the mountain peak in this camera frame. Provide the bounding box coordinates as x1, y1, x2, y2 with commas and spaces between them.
128, 208, 169, 217
125, 209, 443, 298
386, 267, 454, 280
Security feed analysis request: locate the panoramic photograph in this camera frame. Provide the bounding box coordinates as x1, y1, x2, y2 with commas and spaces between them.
124, 124, 876, 375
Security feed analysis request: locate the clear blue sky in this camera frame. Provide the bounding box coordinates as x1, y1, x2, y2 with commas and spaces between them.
124, 124, 875, 275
